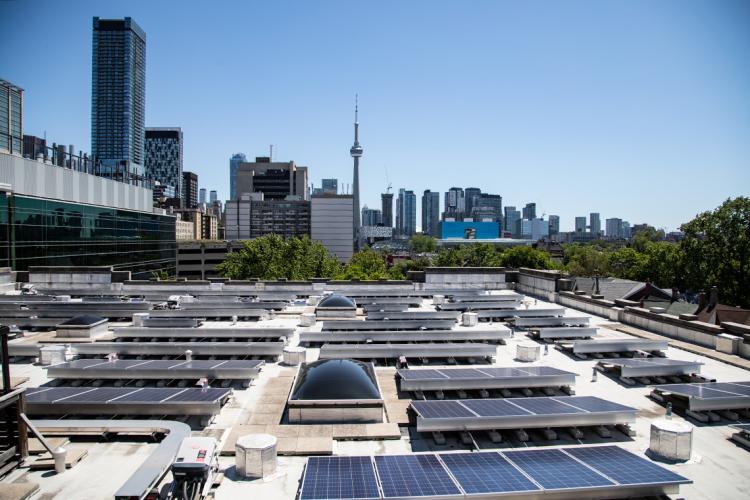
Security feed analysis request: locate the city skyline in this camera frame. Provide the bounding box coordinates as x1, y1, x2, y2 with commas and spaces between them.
2, 1, 749, 231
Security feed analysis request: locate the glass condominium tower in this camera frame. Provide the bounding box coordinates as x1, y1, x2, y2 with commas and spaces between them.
91, 17, 146, 182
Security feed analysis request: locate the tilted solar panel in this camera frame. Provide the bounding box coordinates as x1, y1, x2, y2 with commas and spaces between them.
655, 383, 743, 399
474, 367, 529, 378
515, 366, 573, 376
439, 452, 540, 494
559, 396, 636, 413
300, 456, 380, 500
709, 382, 750, 397
510, 397, 581, 415
460, 399, 532, 417
566, 446, 689, 485
397, 369, 447, 380
374, 454, 461, 498
503, 448, 614, 489
410, 400, 476, 419
435, 368, 488, 379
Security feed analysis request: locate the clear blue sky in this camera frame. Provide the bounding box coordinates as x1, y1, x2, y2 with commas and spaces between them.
1, 0, 748, 231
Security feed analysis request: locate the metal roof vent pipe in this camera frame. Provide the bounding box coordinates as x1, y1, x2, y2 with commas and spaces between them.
185, 349, 193, 361
52, 446, 67, 474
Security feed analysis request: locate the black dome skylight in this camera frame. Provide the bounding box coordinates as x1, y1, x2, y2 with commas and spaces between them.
317, 294, 356, 309
291, 359, 380, 400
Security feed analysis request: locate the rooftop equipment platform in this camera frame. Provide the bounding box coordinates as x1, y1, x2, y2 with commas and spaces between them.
321, 319, 457, 331
145, 309, 269, 320
319, 342, 496, 360
477, 307, 565, 320
300, 327, 510, 343
561, 338, 669, 356
71, 341, 284, 357
46, 359, 264, 380
597, 358, 703, 378
24, 387, 232, 416
650, 381, 750, 411
398, 366, 576, 392
365, 311, 460, 321
448, 292, 522, 301
411, 395, 636, 432
298, 446, 690, 500
513, 316, 590, 328
112, 327, 292, 340
439, 301, 521, 311
530, 326, 598, 340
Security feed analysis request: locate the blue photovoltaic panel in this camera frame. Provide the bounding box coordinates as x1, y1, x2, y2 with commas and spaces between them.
732, 423, 750, 432
475, 367, 529, 378
440, 452, 540, 494
559, 396, 635, 413
300, 456, 380, 500
411, 400, 475, 419
461, 399, 532, 417
510, 397, 581, 415
61, 387, 137, 403
504, 449, 614, 489
398, 369, 447, 380
709, 382, 750, 397
375, 455, 461, 498
567, 446, 689, 486
163, 388, 231, 403
25, 388, 81, 403
656, 384, 744, 399
437, 368, 488, 378
516, 366, 573, 376
730, 381, 750, 387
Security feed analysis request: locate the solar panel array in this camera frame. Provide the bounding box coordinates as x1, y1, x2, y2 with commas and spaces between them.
653, 381, 750, 399
49, 359, 264, 371
399, 365, 573, 381
298, 446, 690, 499
25, 386, 231, 404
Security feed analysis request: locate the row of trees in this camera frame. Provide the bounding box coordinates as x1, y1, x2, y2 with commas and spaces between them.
216, 197, 750, 308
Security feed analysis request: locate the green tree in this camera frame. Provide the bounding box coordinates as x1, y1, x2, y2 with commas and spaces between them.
500, 246, 555, 270
408, 234, 437, 253
680, 197, 750, 307
434, 244, 502, 267
563, 245, 610, 277
607, 247, 646, 281
337, 247, 390, 280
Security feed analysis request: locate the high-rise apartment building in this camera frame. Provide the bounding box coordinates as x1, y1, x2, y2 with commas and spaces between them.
606, 217, 622, 238
443, 187, 465, 220
229, 153, 246, 201
590, 212, 601, 236
182, 171, 198, 209
321, 178, 338, 195
522, 202, 536, 220
225, 193, 310, 241
91, 17, 146, 181
235, 157, 308, 200
381, 192, 394, 228
575, 216, 587, 233
199, 188, 207, 205
421, 190, 440, 237
0, 79, 23, 154
396, 189, 417, 237
361, 206, 382, 226
144, 128, 182, 199
504, 206, 521, 237
548, 215, 560, 236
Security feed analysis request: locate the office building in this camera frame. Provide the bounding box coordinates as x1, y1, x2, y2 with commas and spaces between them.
606, 218, 622, 238
0, 79, 23, 154
209, 190, 217, 204
235, 157, 308, 200
144, 128, 182, 200
531, 218, 550, 241
311, 194, 354, 262
464, 187, 481, 216
504, 206, 521, 238
471, 193, 502, 223
91, 17, 146, 182
381, 192, 394, 228
443, 187, 465, 220
182, 171, 198, 209
229, 153, 246, 201
421, 190, 440, 237
441, 221, 499, 240
0, 149, 176, 278
590, 212, 601, 237
575, 216, 587, 233
361, 206, 382, 227
199, 188, 207, 205
396, 188, 417, 237
322, 178, 338, 195
548, 215, 560, 236
522, 202, 536, 220
225, 193, 310, 240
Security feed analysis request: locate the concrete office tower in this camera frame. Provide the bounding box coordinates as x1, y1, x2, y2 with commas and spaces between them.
311, 194, 354, 262
350, 97, 363, 250
590, 212, 601, 236
91, 17, 146, 180
199, 188, 207, 205
396, 189, 417, 237
444, 187, 465, 220
575, 216, 587, 233
381, 192, 394, 228
421, 190, 440, 237
182, 171, 198, 208
321, 178, 338, 195
549, 215, 560, 236
504, 206, 520, 237
0, 79, 23, 154
229, 153, 246, 201
144, 128, 182, 200
361, 206, 382, 226
464, 187, 481, 217
522, 202, 536, 220
235, 157, 308, 200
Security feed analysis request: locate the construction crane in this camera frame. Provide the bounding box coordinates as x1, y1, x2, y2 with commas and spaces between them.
385, 166, 392, 193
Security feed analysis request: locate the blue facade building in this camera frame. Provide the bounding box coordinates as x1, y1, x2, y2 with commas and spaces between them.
441, 221, 500, 240
229, 153, 246, 200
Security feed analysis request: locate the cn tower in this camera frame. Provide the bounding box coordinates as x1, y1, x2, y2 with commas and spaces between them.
350, 95, 363, 250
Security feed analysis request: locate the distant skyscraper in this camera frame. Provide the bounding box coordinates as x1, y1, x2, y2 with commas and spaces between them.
421, 190, 440, 237
350, 96, 363, 249
504, 206, 521, 237
199, 188, 207, 205
444, 187, 465, 220
396, 189, 417, 237
144, 128, 182, 200
236, 157, 308, 200
209, 190, 218, 204
472, 193, 502, 223
590, 212, 601, 236
361, 206, 382, 226
522, 202, 536, 220
575, 216, 587, 233
381, 192, 394, 228
182, 171, 198, 209
91, 17, 146, 181
548, 215, 560, 236
321, 178, 338, 195
464, 187, 481, 217
0, 79, 23, 154
229, 153, 246, 201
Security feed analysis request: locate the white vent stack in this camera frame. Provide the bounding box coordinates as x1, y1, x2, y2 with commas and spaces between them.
299, 313, 316, 327
432, 295, 445, 306
235, 434, 277, 478
516, 344, 541, 362
283, 346, 306, 366
462, 312, 478, 327
40, 345, 66, 366
132, 312, 149, 326
649, 419, 693, 461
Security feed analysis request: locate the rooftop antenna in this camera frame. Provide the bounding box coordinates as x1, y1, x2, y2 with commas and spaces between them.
269, 144, 273, 160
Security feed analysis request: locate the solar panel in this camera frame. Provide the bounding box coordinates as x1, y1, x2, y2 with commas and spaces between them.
374, 455, 461, 498
163, 388, 231, 403
460, 399, 532, 417
25, 387, 83, 402
61, 387, 135, 403
410, 400, 476, 419
516, 366, 572, 376
560, 396, 636, 413
300, 456, 380, 500
398, 369, 447, 380
433, 368, 487, 378
111, 388, 181, 403
510, 397, 581, 415
566, 446, 689, 486
474, 367, 528, 378
710, 382, 750, 396
655, 383, 742, 399
503, 449, 614, 489
439, 452, 540, 494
